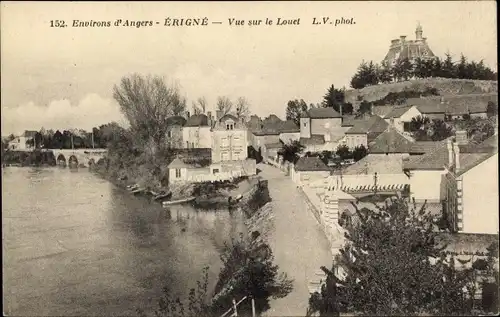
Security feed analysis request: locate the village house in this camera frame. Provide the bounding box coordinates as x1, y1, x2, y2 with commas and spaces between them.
343, 115, 388, 149
211, 112, 248, 162
165, 116, 187, 149
299, 107, 349, 153
290, 156, 331, 185
278, 120, 300, 144
442, 134, 498, 234
8, 130, 37, 151
182, 112, 212, 149
405, 93, 497, 121
383, 105, 422, 133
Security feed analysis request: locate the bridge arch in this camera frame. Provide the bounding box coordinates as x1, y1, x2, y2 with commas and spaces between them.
56, 154, 67, 167
68, 155, 79, 167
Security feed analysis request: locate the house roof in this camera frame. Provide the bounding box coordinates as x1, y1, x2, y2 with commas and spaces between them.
219, 114, 238, 122
384, 38, 435, 63
301, 107, 342, 119
345, 115, 388, 134
23, 130, 37, 138
279, 120, 300, 133
436, 233, 499, 256
299, 134, 325, 145
166, 116, 187, 126
406, 93, 497, 115
341, 115, 357, 127
478, 134, 498, 148
265, 142, 283, 149
185, 114, 209, 127
368, 128, 415, 154
456, 152, 497, 176
403, 143, 450, 170
295, 156, 330, 171
409, 141, 445, 154
343, 154, 405, 175
384, 105, 414, 118
372, 106, 394, 118
168, 157, 192, 169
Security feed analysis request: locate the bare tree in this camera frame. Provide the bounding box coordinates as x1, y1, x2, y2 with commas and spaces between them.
192, 97, 207, 115
113, 74, 186, 150
216, 96, 233, 117
235, 97, 250, 120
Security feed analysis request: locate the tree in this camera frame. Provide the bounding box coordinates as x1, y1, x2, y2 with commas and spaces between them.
486, 101, 498, 118
377, 60, 393, 84
279, 140, 304, 164
356, 100, 372, 117
216, 96, 233, 118
442, 52, 455, 78
309, 198, 473, 316
350, 61, 379, 89
323, 85, 347, 114
352, 145, 367, 162
456, 54, 468, 79
335, 145, 351, 160
192, 97, 207, 115
235, 97, 250, 120
210, 234, 293, 316
430, 119, 453, 141
113, 74, 187, 151
285, 99, 308, 126
410, 115, 431, 132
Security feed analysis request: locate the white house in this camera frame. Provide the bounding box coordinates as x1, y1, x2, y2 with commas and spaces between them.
182, 113, 212, 148
383, 105, 422, 133
7, 130, 37, 151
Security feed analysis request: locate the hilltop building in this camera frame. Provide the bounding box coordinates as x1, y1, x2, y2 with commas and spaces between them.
383, 22, 436, 65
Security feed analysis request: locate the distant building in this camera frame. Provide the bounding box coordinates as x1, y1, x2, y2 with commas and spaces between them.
182, 112, 212, 149
211, 113, 248, 163
299, 107, 348, 152
344, 115, 388, 149
7, 130, 37, 151
383, 22, 436, 66
383, 105, 422, 133
166, 116, 187, 149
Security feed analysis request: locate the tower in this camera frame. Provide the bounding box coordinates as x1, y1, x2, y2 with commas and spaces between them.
300, 114, 311, 139
415, 21, 423, 41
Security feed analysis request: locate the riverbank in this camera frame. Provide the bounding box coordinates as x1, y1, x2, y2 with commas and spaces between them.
1, 149, 56, 167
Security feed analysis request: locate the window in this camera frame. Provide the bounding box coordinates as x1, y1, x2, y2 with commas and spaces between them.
221, 138, 229, 147
403, 122, 411, 132
186, 141, 189, 148
175, 169, 181, 178
167, 131, 172, 138
303, 122, 307, 127
191, 142, 195, 148
213, 168, 219, 174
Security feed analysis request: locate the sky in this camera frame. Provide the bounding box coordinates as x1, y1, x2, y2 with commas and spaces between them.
1, 1, 497, 136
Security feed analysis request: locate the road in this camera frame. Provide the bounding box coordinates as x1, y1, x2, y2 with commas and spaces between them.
257, 163, 333, 317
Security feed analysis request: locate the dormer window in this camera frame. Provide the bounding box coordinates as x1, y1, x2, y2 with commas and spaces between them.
226, 124, 234, 130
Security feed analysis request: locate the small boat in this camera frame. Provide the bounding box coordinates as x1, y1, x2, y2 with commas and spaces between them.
131, 188, 145, 195
153, 191, 172, 201
127, 184, 139, 191
162, 196, 196, 206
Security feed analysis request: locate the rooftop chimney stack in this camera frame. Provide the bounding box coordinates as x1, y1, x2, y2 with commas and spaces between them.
446, 138, 454, 168
453, 142, 460, 171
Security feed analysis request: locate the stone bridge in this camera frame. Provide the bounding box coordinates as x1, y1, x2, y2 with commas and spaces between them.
49, 149, 107, 167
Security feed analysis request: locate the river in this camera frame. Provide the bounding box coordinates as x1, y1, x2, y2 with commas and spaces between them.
2, 167, 247, 316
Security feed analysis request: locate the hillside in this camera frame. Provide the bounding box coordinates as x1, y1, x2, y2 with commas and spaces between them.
345, 78, 498, 106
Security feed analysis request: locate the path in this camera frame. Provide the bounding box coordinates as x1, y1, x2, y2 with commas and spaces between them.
257, 163, 333, 317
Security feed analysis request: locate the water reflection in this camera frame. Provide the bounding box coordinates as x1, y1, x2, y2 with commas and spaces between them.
3, 167, 246, 316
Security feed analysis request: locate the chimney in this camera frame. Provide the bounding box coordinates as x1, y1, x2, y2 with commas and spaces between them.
216, 110, 223, 121
453, 142, 460, 171
455, 130, 468, 145
447, 138, 454, 168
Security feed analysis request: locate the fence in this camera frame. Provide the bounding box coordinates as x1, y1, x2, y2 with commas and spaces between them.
220, 296, 256, 317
